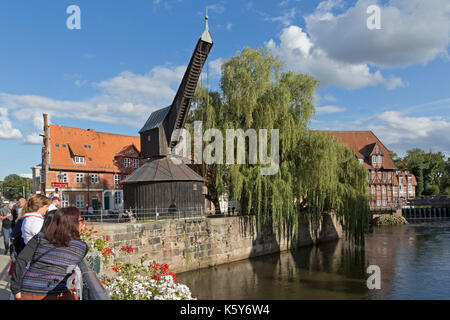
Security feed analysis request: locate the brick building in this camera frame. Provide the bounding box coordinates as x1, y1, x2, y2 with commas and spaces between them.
38, 118, 145, 212
321, 131, 417, 214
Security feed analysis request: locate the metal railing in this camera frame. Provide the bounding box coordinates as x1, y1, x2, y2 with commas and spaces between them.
79, 207, 242, 223
80, 208, 204, 223
79, 259, 110, 300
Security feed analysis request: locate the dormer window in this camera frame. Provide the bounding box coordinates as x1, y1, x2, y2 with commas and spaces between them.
74, 156, 85, 164
124, 158, 131, 168
372, 155, 382, 164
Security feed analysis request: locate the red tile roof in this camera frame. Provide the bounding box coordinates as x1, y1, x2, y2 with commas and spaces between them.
48, 125, 140, 173
317, 130, 397, 170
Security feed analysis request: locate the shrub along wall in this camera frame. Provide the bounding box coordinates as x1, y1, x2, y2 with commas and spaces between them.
95, 213, 343, 274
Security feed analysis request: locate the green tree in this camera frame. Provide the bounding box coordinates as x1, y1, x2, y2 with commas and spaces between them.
400, 148, 447, 196
188, 47, 370, 244
1, 174, 32, 199
390, 151, 406, 170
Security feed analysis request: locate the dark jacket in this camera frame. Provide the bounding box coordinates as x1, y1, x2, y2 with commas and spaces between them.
40, 209, 58, 233
10, 218, 25, 257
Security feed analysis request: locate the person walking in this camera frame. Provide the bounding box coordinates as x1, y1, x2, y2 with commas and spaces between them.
21, 195, 50, 244
11, 207, 88, 300
0, 204, 13, 255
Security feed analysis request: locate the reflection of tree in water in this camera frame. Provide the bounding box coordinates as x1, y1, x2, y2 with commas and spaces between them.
179, 238, 370, 299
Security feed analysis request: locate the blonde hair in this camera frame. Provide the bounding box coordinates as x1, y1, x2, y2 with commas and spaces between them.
19, 194, 50, 219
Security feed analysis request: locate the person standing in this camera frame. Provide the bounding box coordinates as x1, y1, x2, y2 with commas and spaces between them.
16, 198, 26, 220
10, 202, 18, 229
0, 204, 13, 255
11, 207, 88, 300
41, 196, 60, 232
21, 195, 50, 244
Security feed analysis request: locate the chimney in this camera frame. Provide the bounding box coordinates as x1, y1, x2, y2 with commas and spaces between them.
41, 114, 49, 195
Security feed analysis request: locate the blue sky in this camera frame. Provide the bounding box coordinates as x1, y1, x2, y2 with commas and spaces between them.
0, 0, 449, 179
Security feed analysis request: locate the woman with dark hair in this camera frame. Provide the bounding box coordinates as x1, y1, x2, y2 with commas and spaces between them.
11, 207, 88, 300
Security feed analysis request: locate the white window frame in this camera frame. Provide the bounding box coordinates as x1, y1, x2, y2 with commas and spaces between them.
382, 187, 386, 195
376, 200, 381, 207
76, 194, 84, 208
377, 155, 382, 164
76, 173, 84, 184
124, 158, 131, 168
91, 174, 99, 184
408, 176, 412, 185
58, 172, 68, 183
382, 200, 387, 206
372, 155, 377, 164
114, 191, 123, 205
114, 174, 121, 185
371, 187, 376, 195
74, 156, 85, 164
61, 194, 69, 208
133, 159, 139, 168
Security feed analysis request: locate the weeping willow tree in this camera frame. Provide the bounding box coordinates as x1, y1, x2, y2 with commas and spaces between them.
187, 47, 370, 245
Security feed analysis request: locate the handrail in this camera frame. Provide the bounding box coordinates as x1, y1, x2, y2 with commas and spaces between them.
79, 259, 110, 300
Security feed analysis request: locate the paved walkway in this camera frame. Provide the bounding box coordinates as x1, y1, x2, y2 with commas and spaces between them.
0, 236, 12, 300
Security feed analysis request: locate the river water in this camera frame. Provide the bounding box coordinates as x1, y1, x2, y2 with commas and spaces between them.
178, 220, 450, 300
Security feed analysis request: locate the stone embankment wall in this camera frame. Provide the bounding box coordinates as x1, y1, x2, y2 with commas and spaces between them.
95, 213, 343, 274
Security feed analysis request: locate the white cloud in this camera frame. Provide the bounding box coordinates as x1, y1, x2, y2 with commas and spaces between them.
208, 58, 223, 78
266, 0, 449, 90
324, 94, 336, 102
369, 111, 450, 156
266, 25, 404, 90
19, 173, 32, 179
226, 23, 232, 31
24, 133, 42, 145
305, 0, 450, 67
0, 108, 22, 139
337, 109, 450, 157
265, 8, 297, 27
0, 64, 187, 141
316, 105, 346, 115
207, 4, 226, 14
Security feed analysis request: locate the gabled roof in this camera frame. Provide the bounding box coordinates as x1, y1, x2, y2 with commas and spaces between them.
114, 144, 140, 158
139, 106, 170, 133
318, 130, 397, 169
393, 171, 418, 186
122, 157, 204, 183
49, 125, 140, 173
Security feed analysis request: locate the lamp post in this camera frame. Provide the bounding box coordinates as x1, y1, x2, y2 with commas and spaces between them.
58, 171, 64, 207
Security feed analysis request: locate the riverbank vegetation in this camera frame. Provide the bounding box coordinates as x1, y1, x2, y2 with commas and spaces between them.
391, 149, 450, 196
187, 47, 370, 244
372, 215, 409, 226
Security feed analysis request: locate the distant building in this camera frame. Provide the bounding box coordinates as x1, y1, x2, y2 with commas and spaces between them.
40, 118, 146, 212
320, 131, 417, 214
31, 164, 42, 194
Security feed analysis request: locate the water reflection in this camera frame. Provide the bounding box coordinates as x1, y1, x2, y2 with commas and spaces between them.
178, 220, 450, 300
